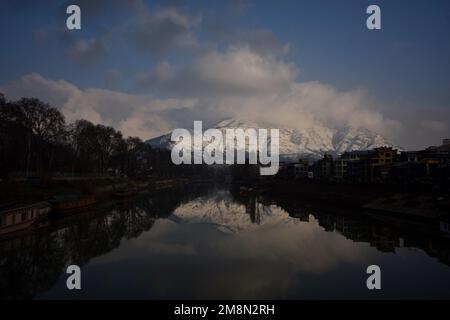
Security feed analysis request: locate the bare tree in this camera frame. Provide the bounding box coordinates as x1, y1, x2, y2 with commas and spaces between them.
14, 98, 65, 143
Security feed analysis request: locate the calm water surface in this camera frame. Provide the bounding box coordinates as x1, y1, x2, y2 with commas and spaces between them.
1, 185, 450, 299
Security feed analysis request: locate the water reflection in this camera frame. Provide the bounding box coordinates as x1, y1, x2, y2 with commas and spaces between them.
1, 184, 450, 299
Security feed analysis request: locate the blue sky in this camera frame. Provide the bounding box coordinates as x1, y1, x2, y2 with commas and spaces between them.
1, 0, 449, 148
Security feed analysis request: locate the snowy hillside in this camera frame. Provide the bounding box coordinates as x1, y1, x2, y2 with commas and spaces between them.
147, 118, 399, 159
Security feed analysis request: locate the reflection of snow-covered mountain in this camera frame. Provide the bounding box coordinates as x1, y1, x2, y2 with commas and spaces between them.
170, 190, 297, 234
147, 118, 399, 159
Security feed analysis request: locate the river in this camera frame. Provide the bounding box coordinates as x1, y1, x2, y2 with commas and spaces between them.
1, 184, 449, 299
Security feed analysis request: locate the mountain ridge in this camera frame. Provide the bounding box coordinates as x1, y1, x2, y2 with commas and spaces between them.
146, 118, 400, 159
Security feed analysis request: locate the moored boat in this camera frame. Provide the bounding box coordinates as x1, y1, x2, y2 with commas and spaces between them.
0, 202, 51, 235
50, 194, 96, 213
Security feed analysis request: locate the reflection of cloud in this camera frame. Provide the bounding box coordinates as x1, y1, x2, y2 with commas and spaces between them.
89, 194, 374, 298
233, 217, 369, 274
172, 190, 297, 233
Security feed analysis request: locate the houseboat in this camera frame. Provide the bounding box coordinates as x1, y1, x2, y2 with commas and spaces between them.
0, 202, 51, 235
50, 194, 96, 213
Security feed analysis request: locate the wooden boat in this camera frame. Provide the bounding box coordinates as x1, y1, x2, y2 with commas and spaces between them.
0, 202, 51, 235
50, 194, 96, 213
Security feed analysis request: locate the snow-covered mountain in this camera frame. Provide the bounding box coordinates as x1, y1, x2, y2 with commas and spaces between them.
170, 190, 298, 234
147, 118, 399, 159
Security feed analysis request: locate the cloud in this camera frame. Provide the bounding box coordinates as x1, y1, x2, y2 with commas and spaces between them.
62, 0, 144, 16
0, 73, 195, 139
2, 1, 447, 150
1, 64, 402, 142
133, 46, 401, 138
175, 82, 402, 138
227, 0, 255, 16
233, 29, 291, 55
57, 5, 200, 66
117, 99, 197, 139
0, 25, 404, 144
129, 7, 201, 55
5, 2, 201, 66
64, 37, 107, 65
207, 28, 291, 56
137, 46, 298, 96
136, 61, 176, 87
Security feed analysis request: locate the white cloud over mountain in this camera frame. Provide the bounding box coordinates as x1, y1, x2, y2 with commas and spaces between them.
2, 2, 449, 150
1, 58, 401, 145
1, 41, 403, 145
137, 46, 298, 96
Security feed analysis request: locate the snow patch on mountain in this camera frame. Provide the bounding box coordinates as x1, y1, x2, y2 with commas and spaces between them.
147, 118, 400, 159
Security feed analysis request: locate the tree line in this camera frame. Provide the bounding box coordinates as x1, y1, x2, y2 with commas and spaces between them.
0, 93, 209, 179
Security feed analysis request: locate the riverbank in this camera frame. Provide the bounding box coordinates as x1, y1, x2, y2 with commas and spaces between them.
0, 176, 193, 208
237, 179, 450, 221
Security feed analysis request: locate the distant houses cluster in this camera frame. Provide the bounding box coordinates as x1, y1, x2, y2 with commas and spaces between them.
276, 139, 450, 186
